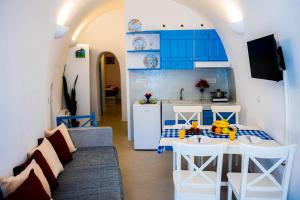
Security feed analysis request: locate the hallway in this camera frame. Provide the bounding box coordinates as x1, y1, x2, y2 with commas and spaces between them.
99, 103, 174, 200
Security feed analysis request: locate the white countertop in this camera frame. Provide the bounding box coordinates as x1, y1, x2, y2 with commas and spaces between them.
161, 99, 236, 109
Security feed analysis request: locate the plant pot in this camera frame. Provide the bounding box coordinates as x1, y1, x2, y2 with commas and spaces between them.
146, 97, 151, 104
71, 119, 80, 127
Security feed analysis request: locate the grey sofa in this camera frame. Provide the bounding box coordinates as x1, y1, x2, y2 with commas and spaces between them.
52, 127, 123, 200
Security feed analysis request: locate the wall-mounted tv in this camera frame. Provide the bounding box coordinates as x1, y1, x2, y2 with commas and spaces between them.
247, 34, 285, 82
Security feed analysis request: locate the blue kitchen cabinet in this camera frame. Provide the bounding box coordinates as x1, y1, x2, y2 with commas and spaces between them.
194, 30, 228, 62
203, 110, 214, 125
195, 30, 210, 61
160, 30, 194, 69
209, 30, 228, 61
203, 110, 236, 125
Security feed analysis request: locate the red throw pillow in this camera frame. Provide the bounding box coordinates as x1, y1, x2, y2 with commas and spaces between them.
46, 130, 73, 165
13, 150, 58, 189
13, 160, 31, 176
6, 169, 50, 200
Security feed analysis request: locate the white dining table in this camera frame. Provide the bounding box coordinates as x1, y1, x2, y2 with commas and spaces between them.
159, 125, 279, 155
158, 124, 280, 186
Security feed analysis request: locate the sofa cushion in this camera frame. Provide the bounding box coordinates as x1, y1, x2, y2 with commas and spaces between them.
52, 146, 123, 200
45, 124, 77, 153
6, 170, 50, 200
46, 130, 73, 165
13, 150, 58, 189
28, 138, 64, 178
1, 160, 51, 198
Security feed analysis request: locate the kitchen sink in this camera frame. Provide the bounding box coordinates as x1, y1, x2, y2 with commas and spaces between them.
166, 99, 194, 104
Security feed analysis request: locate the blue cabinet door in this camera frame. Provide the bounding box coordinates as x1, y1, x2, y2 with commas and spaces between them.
203, 110, 214, 125
209, 30, 228, 61
160, 30, 194, 69
203, 110, 236, 125
195, 30, 210, 61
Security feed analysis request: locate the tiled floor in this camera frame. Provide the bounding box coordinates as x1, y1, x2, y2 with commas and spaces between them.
99, 102, 235, 200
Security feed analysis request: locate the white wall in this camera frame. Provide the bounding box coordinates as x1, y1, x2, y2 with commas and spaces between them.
65, 44, 91, 116
77, 9, 126, 121
48, 36, 72, 127
125, 0, 213, 31
237, 1, 300, 199
0, 0, 59, 176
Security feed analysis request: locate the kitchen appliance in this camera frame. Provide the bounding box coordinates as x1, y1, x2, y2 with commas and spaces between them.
211, 97, 228, 102
133, 100, 161, 149
210, 89, 228, 102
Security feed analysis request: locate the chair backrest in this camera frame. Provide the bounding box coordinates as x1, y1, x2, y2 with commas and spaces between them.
239, 144, 296, 200
173, 106, 203, 128
211, 105, 241, 125
173, 142, 224, 199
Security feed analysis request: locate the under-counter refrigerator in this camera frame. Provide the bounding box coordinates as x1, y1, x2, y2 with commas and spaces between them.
133, 100, 161, 150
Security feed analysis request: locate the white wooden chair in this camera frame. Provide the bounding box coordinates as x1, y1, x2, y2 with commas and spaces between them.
227, 144, 296, 200
211, 105, 241, 169
211, 105, 241, 125
173, 106, 203, 128
173, 142, 224, 200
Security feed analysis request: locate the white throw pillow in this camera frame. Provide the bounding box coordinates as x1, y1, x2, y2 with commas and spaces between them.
45, 124, 77, 152
28, 138, 64, 178
0, 160, 51, 198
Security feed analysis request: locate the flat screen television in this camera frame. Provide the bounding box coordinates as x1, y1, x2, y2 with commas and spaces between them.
247, 34, 285, 81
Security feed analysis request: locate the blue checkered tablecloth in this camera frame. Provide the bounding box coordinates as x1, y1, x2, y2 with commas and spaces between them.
157, 129, 273, 154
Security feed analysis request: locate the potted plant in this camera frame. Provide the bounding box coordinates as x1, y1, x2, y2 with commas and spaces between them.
63, 65, 79, 127
195, 79, 209, 101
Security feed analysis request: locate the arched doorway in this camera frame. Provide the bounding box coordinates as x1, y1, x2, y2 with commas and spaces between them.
97, 52, 121, 118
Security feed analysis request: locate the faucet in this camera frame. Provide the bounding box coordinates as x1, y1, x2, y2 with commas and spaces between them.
180, 88, 184, 100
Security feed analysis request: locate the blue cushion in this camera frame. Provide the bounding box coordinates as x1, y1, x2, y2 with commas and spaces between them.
52, 146, 123, 200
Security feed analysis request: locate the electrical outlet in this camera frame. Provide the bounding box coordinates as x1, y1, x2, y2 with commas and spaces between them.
257, 96, 261, 103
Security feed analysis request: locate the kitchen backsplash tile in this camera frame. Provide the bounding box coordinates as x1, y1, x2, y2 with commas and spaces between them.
129, 68, 230, 102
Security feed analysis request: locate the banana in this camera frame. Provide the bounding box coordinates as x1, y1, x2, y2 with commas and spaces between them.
213, 120, 230, 128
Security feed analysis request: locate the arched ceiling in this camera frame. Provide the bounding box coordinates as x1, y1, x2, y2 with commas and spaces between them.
57, 0, 123, 40
174, 0, 243, 23
56, 0, 243, 40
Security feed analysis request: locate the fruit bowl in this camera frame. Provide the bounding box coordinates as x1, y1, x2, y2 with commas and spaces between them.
211, 119, 234, 135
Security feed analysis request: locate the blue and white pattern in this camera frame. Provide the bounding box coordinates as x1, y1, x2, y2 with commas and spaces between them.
157, 129, 273, 154
132, 36, 146, 50
143, 54, 158, 68
128, 18, 142, 32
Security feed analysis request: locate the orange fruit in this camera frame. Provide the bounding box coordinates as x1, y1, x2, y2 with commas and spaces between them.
215, 127, 222, 133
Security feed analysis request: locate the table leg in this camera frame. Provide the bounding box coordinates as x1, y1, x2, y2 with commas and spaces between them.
228, 154, 233, 172
173, 151, 176, 170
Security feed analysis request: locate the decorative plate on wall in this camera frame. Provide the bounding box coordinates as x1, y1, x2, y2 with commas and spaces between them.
143, 54, 158, 68
128, 19, 142, 32
132, 36, 146, 50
